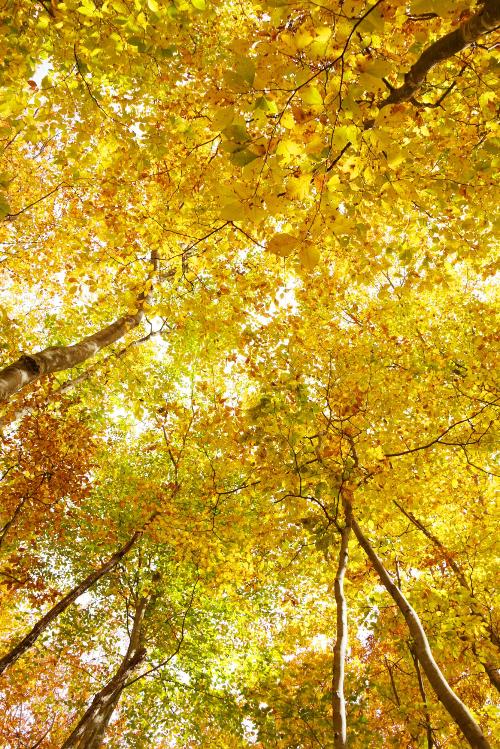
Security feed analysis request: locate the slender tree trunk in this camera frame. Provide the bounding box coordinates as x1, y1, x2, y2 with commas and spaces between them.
0, 474, 48, 549
409, 644, 435, 749
394, 500, 500, 693
61, 597, 148, 749
0, 531, 141, 676
332, 523, 350, 749
383, 0, 500, 107
343, 496, 491, 749
0, 250, 158, 403
472, 645, 500, 694
0, 495, 29, 548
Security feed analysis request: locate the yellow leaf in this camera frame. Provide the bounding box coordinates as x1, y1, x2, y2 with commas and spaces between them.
331, 125, 355, 151
298, 242, 320, 270
314, 26, 331, 46
326, 174, 341, 192
286, 174, 311, 200
367, 445, 385, 461
364, 59, 392, 79
281, 111, 295, 129
276, 139, 303, 165
332, 214, 355, 234
267, 233, 299, 257
301, 86, 323, 107
358, 72, 386, 94
220, 202, 245, 221
296, 29, 313, 50
386, 146, 404, 169
479, 91, 496, 114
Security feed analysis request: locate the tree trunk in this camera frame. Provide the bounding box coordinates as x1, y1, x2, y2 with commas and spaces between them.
332, 523, 350, 749
61, 598, 148, 749
0, 251, 159, 403
409, 644, 435, 749
394, 500, 500, 693
0, 495, 29, 549
343, 496, 491, 749
0, 531, 141, 676
0, 326, 164, 432
475, 652, 500, 694
383, 0, 500, 107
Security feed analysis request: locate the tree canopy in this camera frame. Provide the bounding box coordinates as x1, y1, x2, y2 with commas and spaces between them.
0, 1, 498, 747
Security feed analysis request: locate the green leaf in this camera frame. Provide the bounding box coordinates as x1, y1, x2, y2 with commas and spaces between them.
0, 193, 10, 219
222, 124, 249, 144
230, 149, 260, 167
236, 58, 255, 86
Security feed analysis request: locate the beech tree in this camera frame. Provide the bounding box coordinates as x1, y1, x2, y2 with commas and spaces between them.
0, 1, 498, 748
61, 596, 149, 749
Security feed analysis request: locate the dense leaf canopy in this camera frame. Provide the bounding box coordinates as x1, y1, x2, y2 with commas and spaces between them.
0, 1, 498, 748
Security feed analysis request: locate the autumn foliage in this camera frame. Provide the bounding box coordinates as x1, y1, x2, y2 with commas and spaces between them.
0, 1, 498, 748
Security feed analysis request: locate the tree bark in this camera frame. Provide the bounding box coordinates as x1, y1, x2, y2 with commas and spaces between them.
61, 597, 148, 749
343, 496, 491, 749
0, 531, 141, 676
409, 644, 435, 749
473, 647, 500, 694
332, 523, 351, 749
394, 500, 500, 693
0, 250, 159, 403
383, 0, 500, 107
0, 326, 165, 432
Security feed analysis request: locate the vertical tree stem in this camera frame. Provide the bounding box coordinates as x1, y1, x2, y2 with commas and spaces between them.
61, 597, 148, 749
393, 499, 500, 692
332, 523, 351, 749
409, 644, 435, 749
343, 495, 491, 749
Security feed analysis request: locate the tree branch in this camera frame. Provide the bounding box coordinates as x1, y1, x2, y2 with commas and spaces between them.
4, 183, 65, 221
383, 1, 500, 107
0, 250, 159, 403
0, 530, 144, 677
